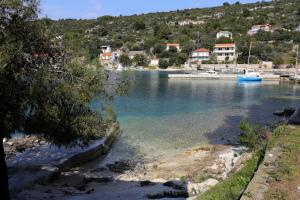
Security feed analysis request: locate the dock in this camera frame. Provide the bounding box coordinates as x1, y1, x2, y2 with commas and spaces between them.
168, 74, 281, 81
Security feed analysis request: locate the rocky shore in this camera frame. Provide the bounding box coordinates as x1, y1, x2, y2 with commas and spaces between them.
14, 144, 251, 200
3, 135, 47, 159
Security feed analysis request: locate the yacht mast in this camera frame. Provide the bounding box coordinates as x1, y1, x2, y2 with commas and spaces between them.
248, 41, 252, 66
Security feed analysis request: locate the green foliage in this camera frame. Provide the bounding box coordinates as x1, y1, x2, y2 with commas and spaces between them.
159, 59, 169, 69
47, 0, 300, 65
133, 20, 146, 31
132, 54, 148, 66
119, 54, 132, 67
239, 120, 265, 149
0, 0, 120, 145
198, 150, 264, 200
216, 37, 233, 44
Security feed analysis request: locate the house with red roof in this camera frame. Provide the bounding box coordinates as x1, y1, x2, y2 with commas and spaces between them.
247, 24, 273, 35
214, 43, 236, 62
191, 48, 210, 62
164, 43, 181, 51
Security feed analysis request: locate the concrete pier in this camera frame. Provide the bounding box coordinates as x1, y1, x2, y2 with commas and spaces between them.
168, 74, 281, 81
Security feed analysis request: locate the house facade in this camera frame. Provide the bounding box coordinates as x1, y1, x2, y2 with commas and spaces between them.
150, 58, 160, 67
165, 43, 181, 51
247, 24, 272, 35
216, 31, 233, 39
214, 43, 236, 62
191, 48, 210, 62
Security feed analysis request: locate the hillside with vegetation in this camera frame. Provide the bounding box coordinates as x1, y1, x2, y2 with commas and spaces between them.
48, 0, 300, 67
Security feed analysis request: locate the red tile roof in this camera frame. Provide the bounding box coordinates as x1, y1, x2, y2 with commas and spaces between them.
215, 43, 235, 48
101, 52, 112, 57
194, 48, 209, 52
165, 43, 180, 47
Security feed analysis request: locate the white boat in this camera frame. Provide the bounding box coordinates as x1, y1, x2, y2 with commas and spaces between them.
197, 70, 218, 75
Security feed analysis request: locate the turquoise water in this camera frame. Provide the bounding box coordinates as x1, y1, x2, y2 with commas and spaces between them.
101, 71, 300, 162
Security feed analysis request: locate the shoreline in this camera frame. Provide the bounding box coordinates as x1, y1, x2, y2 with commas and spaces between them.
13, 143, 251, 200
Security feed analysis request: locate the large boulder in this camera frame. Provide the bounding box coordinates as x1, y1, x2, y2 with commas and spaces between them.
288, 107, 300, 124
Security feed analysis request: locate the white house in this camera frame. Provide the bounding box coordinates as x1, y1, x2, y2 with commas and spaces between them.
99, 52, 113, 64
216, 31, 233, 39
247, 24, 272, 35
150, 58, 159, 67
214, 43, 236, 62
165, 43, 181, 51
101, 45, 112, 53
191, 48, 210, 62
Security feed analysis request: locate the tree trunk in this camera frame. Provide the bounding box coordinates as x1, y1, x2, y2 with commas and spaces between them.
0, 138, 10, 200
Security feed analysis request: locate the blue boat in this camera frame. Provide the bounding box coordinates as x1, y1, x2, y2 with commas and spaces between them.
237, 75, 262, 82
237, 41, 263, 82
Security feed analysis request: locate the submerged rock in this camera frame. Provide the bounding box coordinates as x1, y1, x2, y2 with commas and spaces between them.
163, 181, 186, 190
106, 160, 135, 173
289, 107, 300, 124
146, 191, 189, 199
273, 107, 295, 117
140, 180, 156, 187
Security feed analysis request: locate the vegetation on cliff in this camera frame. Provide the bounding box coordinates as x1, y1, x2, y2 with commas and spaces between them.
48, 0, 300, 65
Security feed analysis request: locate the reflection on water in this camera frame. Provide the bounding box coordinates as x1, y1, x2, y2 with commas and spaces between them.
96, 71, 300, 163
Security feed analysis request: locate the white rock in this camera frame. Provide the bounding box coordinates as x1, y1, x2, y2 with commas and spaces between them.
297, 186, 300, 193
187, 178, 219, 196
6, 141, 14, 146
268, 154, 273, 158
3, 138, 8, 143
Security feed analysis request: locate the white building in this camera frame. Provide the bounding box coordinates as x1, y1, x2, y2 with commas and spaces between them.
216, 31, 233, 39
191, 48, 210, 62
296, 25, 300, 32
247, 24, 272, 35
101, 45, 112, 53
150, 58, 159, 67
214, 43, 236, 62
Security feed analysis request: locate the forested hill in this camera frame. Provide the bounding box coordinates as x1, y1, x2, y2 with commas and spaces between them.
48, 0, 300, 65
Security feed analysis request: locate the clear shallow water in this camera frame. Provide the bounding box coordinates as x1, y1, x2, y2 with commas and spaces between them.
96, 71, 300, 163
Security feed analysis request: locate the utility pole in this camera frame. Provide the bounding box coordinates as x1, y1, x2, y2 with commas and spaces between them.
196, 32, 200, 70
296, 44, 299, 75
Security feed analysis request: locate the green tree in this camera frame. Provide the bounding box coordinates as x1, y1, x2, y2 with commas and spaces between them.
243, 9, 251, 17
133, 21, 146, 31
0, 1, 123, 199
133, 54, 148, 66
168, 46, 178, 53
159, 59, 169, 69
216, 37, 233, 44
119, 54, 132, 67
223, 2, 230, 7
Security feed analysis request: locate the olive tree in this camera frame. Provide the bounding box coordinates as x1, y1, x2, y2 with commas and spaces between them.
0, 1, 124, 199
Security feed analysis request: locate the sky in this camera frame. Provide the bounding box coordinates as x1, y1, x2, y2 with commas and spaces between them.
41, 0, 262, 20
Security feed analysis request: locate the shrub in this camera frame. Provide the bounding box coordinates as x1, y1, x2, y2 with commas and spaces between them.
239, 120, 265, 149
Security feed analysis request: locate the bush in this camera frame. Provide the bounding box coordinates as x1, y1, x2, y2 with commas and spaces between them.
239, 120, 265, 149
159, 59, 169, 69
